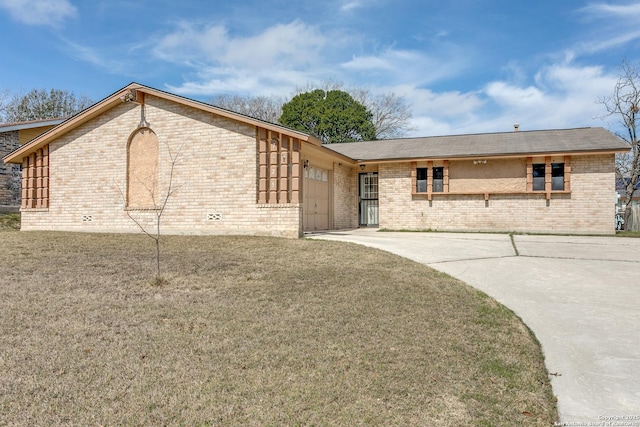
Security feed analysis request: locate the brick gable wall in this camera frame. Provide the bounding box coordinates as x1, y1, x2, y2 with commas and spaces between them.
19, 95, 303, 237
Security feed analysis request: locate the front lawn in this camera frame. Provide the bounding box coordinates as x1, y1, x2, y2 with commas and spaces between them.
0, 229, 557, 426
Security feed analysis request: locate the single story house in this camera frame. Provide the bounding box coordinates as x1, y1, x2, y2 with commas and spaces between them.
0, 118, 64, 212
2, 82, 629, 236
616, 179, 640, 212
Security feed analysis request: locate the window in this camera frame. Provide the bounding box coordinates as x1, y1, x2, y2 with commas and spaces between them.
552, 163, 564, 190
433, 167, 444, 192
531, 162, 565, 191
532, 163, 545, 191
416, 168, 427, 192
415, 166, 445, 193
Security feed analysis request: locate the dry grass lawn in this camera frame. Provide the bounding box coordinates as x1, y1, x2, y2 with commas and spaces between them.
0, 222, 557, 425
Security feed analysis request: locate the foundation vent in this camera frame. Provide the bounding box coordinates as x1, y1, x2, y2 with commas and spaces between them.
207, 213, 222, 221
82, 215, 94, 222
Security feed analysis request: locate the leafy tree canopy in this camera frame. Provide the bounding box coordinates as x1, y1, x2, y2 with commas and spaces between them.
1, 88, 93, 123
279, 89, 376, 143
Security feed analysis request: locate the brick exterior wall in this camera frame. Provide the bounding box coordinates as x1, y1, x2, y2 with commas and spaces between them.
378, 154, 617, 234
14, 91, 618, 236
19, 95, 303, 237
332, 162, 358, 229
0, 130, 21, 209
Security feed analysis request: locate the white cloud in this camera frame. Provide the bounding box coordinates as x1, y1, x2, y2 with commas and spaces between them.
404, 88, 486, 136
59, 36, 130, 74
485, 82, 546, 108
572, 2, 640, 56
154, 21, 325, 69
386, 62, 620, 137
341, 1, 362, 12
342, 55, 395, 72
0, 0, 76, 27
580, 2, 640, 17
147, 10, 620, 137
573, 30, 640, 55
479, 63, 618, 132
155, 20, 330, 95
154, 14, 472, 98
341, 46, 469, 87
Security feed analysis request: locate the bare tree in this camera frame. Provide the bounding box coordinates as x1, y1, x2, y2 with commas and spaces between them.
294, 81, 414, 139
350, 89, 415, 139
210, 94, 284, 123
1, 88, 93, 122
599, 60, 640, 229
210, 81, 414, 140
0, 88, 10, 120
120, 141, 185, 283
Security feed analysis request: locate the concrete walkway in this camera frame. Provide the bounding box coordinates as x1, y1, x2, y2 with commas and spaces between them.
307, 229, 640, 424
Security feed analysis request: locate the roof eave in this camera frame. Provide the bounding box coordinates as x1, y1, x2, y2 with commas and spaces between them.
0, 118, 66, 133
3, 89, 126, 164
319, 146, 358, 164
347, 148, 628, 164
131, 83, 314, 141
4, 82, 316, 164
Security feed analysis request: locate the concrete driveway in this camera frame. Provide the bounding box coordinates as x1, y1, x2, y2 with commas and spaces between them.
307, 229, 640, 424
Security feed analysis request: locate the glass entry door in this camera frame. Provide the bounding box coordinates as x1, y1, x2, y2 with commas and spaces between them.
359, 172, 379, 227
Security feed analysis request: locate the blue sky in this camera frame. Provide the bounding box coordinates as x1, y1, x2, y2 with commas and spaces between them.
1, 0, 639, 136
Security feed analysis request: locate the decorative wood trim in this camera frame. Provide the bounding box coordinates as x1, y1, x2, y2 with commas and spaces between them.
544, 156, 552, 199
413, 190, 570, 197
526, 157, 533, 192
291, 139, 301, 203
20, 144, 49, 209
257, 126, 301, 204
410, 156, 572, 202
268, 130, 279, 204
257, 128, 268, 204
443, 160, 449, 193
411, 162, 417, 195
564, 155, 571, 192
427, 160, 433, 197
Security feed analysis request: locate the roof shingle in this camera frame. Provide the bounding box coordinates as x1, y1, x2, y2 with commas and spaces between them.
324, 127, 628, 161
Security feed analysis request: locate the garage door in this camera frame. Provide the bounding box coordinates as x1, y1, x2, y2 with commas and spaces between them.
304, 166, 329, 231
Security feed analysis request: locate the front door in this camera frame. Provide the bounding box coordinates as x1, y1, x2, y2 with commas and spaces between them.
359, 172, 379, 227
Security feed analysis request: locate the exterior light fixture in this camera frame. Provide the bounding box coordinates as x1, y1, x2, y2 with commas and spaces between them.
303, 160, 309, 169
120, 89, 137, 103
360, 164, 366, 171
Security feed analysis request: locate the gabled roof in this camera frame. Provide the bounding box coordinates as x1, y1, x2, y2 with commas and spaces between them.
325, 127, 629, 161
0, 118, 66, 133
3, 82, 630, 166
3, 82, 324, 164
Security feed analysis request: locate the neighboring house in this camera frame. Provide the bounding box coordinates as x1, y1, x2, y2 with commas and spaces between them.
616, 179, 640, 230
2, 83, 629, 236
0, 118, 64, 212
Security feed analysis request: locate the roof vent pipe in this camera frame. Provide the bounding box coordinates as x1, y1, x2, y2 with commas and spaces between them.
514, 123, 519, 132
